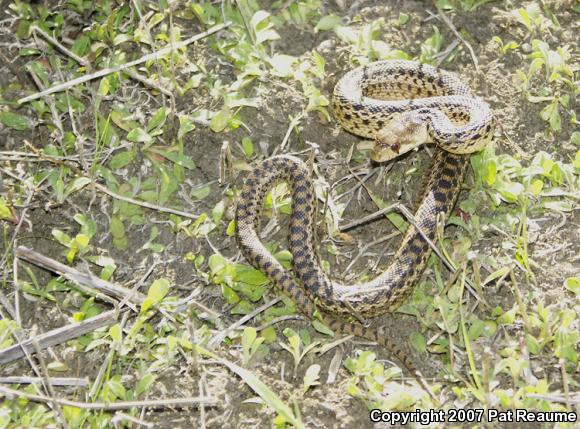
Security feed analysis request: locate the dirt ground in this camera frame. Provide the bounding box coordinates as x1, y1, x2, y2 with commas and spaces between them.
0, 1, 578, 428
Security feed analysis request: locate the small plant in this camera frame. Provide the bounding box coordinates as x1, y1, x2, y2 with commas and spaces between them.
333, 18, 410, 64
279, 328, 320, 375
491, 36, 519, 56
436, 0, 495, 12
345, 350, 428, 410
241, 327, 266, 366
302, 364, 321, 393
52, 214, 97, 263
419, 26, 443, 65
511, 3, 555, 35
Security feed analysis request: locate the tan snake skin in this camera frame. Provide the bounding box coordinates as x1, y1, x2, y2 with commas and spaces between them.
235, 60, 494, 390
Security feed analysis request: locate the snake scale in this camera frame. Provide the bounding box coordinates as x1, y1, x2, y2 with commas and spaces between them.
235, 60, 494, 388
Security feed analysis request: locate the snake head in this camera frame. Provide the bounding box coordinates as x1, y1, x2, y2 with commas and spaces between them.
371, 113, 430, 162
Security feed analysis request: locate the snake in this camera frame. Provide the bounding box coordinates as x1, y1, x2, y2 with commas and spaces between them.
235, 60, 494, 389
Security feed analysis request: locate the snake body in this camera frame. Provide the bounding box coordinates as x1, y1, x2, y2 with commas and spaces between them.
235, 60, 494, 381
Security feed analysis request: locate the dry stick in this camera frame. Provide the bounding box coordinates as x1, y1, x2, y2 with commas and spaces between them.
198, 373, 208, 429
341, 231, 400, 276
122, 68, 173, 97
253, 315, 302, 331
431, 5, 479, 71
0, 50, 32, 87
0, 175, 46, 322
276, 111, 305, 154
338, 201, 483, 302
0, 309, 122, 365
0, 151, 87, 162
326, 349, 343, 383
0, 385, 218, 410
31, 25, 90, 68
434, 39, 461, 67
0, 307, 61, 404
15, 246, 146, 306
8, 146, 199, 220
0, 174, 45, 274
0, 377, 89, 387
560, 358, 570, 407
92, 182, 199, 220
129, 0, 170, 101
31, 339, 68, 429
339, 202, 400, 231
170, 289, 221, 318
111, 413, 153, 429
207, 297, 282, 349
526, 393, 580, 405
28, 69, 65, 140
89, 311, 130, 400
18, 22, 231, 104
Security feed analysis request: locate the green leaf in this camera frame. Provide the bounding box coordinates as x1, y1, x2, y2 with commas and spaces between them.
261, 326, 277, 343
196, 346, 303, 428
525, 333, 542, 355
210, 109, 230, 133
269, 54, 296, 77
483, 159, 497, 186
113, 34, 131, 45
0, 111, 29, 130
145, 278, 170, 307
315, 15, 341, 32
110, 217, 125, 239
409, 331, 426, 352
0, 198, 14, 221
149, 148, 195, 169
16, 19, 31, 39
543, 200, 572, 212
221, 285, 240, 304
242, 327, 257, 351
52, 229, 72, 246
386, 212, 407, 232
467, 319, 486, 341
148, 12, 165, 29
482, 266, 510, 286
71, 34, 90, 57
127, 127, 153, 144
109, 324, 121, 342
98, 76, 110, 95
540, 101, 561, 132
147, 107, 169, 132
106, 379, 126, 400
398, 13, 410, 26
178, 114, 195, 140
108, 150, 136, 169
242, 137, 254, 157
497, 180, 524, 203
212, 200, 225, 224
312, 320, 334, 337
65, 177, 91, 196
191, 185, 211, 200
564, 277, 579, 295
136, 373, 156, 397
497, 306, 517, 325
251, 10, 280, 45
236, 266, 268, 286
303, 364, 321, 392
74, 233, 90, 250
231, 300, 253, 315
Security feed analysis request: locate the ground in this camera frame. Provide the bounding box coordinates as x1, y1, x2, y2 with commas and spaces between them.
0, 1, 578, 428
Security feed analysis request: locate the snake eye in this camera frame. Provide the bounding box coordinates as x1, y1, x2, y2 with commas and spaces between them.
390, 143, 400, 153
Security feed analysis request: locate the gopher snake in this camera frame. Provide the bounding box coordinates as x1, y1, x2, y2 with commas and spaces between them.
235, 60, 494, 389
